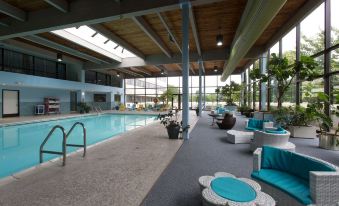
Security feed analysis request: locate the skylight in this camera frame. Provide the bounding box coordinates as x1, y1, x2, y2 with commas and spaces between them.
51, 26, 136, 62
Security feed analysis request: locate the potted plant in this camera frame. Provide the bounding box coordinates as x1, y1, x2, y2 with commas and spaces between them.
78, 102, 90, 114
218, 81, 241, 111
272, 93, 333, 138
157, 111, 181, 139
250, 54, 319, 108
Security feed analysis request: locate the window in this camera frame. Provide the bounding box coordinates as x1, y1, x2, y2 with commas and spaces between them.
52, 26, 136, 59
301, 3, 324, 56
331, 0, 339, 46
282, 28, 296, 61
85, 71, 96, 84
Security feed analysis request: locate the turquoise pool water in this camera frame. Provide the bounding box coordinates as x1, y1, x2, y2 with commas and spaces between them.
0, 114, 156, 179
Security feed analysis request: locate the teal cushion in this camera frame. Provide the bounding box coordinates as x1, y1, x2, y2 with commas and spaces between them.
261, 146, 336, 181
251, 169, 312, 205
245, 126, 258, 131
247, 119, 269, 130
218, 108, 225, 114
211, 177, 257, 202
289, 152, 336, 181
265, 127, 287, 134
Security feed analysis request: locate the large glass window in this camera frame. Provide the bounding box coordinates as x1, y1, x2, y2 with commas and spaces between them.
301, 3, 324, 56
331, 0, 339, 46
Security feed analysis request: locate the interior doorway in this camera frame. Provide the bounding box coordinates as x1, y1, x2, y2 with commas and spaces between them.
70, 91, 78, 112
2, 90, 20, 117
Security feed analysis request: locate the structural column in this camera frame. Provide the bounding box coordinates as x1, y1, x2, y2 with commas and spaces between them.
181, 1, 190, 140
324, 0, 331, 116
198, 60, 203, 116
260, 52, 268, 111
295, 24, 301, 105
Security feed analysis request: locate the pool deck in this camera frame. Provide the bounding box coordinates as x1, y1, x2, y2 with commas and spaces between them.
0, 111, 198, 206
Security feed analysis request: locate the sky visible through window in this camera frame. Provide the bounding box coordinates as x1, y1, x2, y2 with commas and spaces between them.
52, 26, 136, 60
283, 2, 338, 51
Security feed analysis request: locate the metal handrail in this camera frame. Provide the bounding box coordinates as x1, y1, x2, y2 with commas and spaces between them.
66, 122, 86, 157
39, 125, 66, 166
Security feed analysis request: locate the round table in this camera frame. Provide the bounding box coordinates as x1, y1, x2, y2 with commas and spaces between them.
208, 113, 221, 126
199, 173, 275, 206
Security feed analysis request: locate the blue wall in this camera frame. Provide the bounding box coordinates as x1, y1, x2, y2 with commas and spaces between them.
0, 71, 124, 117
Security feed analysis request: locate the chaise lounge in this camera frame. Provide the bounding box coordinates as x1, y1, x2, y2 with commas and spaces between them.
252, 146, 339, 206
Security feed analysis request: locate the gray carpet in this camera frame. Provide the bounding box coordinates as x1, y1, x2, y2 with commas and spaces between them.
141, 112, 339, 206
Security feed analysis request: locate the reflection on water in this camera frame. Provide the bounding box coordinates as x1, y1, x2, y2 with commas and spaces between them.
0, 114, 156, 178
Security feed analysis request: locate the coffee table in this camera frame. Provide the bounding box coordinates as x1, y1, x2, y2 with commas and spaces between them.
208, 113, 221, 126
199, 172, 275, 206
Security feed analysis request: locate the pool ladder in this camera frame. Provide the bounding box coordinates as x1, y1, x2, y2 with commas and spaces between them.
39, 122, 87, 166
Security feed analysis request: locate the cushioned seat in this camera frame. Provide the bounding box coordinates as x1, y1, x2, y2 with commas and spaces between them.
251, 146, 337, 205
265, 127, 287, 134
245, 119, 269, 131
252, 169, 311, 205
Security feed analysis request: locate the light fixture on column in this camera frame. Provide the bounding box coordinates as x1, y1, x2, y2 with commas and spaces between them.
57, 53, 63, 62
117, 72, 120, 77
216, 25, 223, 46
161, 69, 165, 75
214, 66, 218, 72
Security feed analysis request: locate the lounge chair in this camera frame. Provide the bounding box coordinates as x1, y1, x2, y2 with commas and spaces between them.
216, 113, 236, 130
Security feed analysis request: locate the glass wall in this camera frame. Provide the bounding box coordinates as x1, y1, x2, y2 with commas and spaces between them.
241, 0, 339, 126
124, 75, 241, 110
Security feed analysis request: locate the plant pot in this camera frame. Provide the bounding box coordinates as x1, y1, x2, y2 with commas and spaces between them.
319, 133, 339, 150
288, 125, 317, 138
167, 125, 180, 139
115, 106, 120, 110
195, 108, 199, 116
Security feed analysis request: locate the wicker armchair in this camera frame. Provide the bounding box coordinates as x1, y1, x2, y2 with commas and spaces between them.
250, 129, 295, 152
253, 148, 339, 206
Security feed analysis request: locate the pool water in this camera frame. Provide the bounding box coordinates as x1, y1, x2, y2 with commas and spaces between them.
0, 114, 156, 179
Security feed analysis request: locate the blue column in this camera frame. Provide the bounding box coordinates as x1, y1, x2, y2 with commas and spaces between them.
198, 60, 203, 116
181, 1, 190, 140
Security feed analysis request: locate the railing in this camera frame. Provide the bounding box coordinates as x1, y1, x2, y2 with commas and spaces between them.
65, 122, 86, 157
39, 125, 67, 166
39, 122, 87, 166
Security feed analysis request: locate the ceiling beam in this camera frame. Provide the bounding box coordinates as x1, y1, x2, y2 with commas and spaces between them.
132, 16, 172, 58
0, 0, 26, 21
84, 46, 266, 70
120, 68, 144, 77
44, 0, 69, 13
0, 0, 223, 41
22, 35, 109, 64
190, 63, 196, 75
89, 24, 145, 59
265, 0, 323, 50
0, 20, 9, 27
189, 6, 201, 57
157, 12, 182, 53
130, 67, 152, 76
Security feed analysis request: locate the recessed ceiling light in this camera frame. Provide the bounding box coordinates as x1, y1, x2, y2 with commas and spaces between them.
216, 34, 223, 46
214, 66, 218, 72
57, 53, 63, 62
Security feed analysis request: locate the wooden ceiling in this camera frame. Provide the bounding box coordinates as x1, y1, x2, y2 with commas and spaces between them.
0, 0, 312, 78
